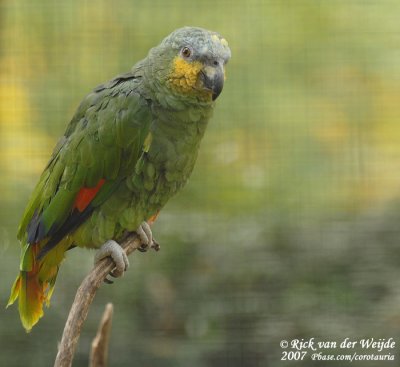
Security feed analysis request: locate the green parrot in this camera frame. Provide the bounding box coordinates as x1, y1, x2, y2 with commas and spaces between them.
7, 27, 231, 332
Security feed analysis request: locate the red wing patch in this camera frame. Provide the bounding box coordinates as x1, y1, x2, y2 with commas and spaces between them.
73, 178, 106, 212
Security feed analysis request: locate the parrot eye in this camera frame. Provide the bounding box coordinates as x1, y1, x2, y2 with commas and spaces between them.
181, 46, 192, 58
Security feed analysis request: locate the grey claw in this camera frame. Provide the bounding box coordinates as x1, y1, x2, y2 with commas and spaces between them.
104, 277, 114, 284
137, 222, 153, 247
138, 245, 148, 253
95, 240, 130, 278
136, 222, 160, 251
152, 240, 160, 251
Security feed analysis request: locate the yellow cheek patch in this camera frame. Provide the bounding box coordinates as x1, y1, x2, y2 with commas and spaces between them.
168, 56, 203, 94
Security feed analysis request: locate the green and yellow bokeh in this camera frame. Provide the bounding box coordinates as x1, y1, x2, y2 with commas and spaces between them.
1, 1, 400, 366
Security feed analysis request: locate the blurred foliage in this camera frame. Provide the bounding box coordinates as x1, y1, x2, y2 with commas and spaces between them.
1, 0, 400, 366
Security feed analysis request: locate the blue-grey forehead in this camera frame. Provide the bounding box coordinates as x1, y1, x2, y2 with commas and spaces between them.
163, 26, 231, 61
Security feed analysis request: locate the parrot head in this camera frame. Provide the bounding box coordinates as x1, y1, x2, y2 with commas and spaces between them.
146, 27, 231, 105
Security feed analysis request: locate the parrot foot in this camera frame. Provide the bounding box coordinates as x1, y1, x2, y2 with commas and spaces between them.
95, 240, 130, 283
137, 221, 160, 252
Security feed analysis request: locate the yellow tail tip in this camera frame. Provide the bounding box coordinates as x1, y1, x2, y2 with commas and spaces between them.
9, 243, 61, 331
7, 276, 21, 308
20, 309, 43, 333
8, 272, 46, 332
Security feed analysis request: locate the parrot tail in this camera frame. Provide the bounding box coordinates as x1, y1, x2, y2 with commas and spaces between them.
7, 243, 60, 332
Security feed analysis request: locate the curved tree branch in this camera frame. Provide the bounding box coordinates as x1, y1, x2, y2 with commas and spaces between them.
54, 233, 143, 367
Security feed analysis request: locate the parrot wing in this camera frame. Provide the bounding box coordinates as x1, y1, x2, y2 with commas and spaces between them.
18, 74, 152, 261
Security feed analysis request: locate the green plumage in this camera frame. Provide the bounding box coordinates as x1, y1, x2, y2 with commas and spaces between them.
8, 26, 231, 331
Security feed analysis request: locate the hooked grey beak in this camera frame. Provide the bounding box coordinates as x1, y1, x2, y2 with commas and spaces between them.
201, 65, 225, 101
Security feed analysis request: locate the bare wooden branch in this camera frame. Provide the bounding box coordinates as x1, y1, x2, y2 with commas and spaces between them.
54, 233, 143, 367
89, 303, 114, 367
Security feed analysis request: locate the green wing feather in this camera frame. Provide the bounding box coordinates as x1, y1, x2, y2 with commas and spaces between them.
19, 75, 152, 249
9, 69, 153, 332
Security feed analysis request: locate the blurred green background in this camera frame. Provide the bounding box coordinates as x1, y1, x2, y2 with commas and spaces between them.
1, 0, 400, 366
